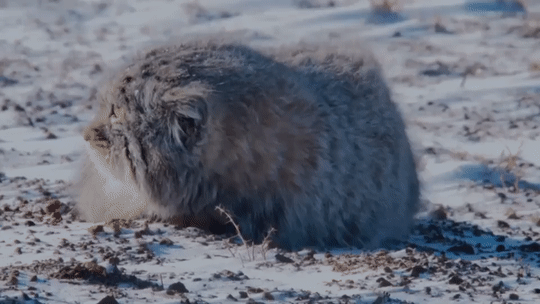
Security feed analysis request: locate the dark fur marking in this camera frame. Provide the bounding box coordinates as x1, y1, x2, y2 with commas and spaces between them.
141, 70, 153, 79
145, 50, 158, 59
123, 137, 136, 178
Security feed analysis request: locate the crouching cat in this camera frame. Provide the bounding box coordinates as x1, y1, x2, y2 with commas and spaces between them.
77, 40, 419, 250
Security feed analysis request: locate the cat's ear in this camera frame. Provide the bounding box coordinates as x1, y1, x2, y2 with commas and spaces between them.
161, 86, 208, 149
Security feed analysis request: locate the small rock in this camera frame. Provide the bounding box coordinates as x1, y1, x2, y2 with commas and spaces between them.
492, 281, 506, 293
88, 225, 104, 235
424, 147, 437, 155
51, 211, 62, 221
507, 211, 520, 220
45, 132, 57, 139
411, 265, 426, 277
275, 253, 294, 263
447, 244, 475, 255
376, 277, 393, 287
108, 257, 120, 266
0, 76, 18, 87
165, 290, 175, 296
239, 291, 248, 298
449, 275, 463, 285
509, 293, 519, 300
247, 286, 264, 293
30, 275, 38, 282
14, 247, 22, 254
159, 238, 173, 246
20, 292, 31, 300
475, 212, 487, 219
111, 221, 121, 236
85, 261, 107, 277
226, 294, 238, 301
167, 282, 188, 294
497, 220, 510, 229
520, 242, 540, 252
263, 292, 274, 300
97, 295, 119, 304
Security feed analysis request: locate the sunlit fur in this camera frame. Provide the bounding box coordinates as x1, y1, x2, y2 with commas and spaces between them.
77, 40, 420, 250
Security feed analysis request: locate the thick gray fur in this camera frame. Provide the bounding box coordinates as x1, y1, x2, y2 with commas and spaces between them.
78, 40, 419, 250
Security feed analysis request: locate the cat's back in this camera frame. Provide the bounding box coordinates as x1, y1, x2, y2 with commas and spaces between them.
114, 43, 304, 105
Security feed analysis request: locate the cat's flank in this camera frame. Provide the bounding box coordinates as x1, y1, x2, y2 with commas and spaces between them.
77, 41, 419, 250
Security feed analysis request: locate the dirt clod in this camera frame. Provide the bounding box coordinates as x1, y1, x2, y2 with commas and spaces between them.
45, 199, 62, 214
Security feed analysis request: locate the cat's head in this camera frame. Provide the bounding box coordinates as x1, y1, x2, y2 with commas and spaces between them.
83, 79, 210, 178
79, 57, 211, 221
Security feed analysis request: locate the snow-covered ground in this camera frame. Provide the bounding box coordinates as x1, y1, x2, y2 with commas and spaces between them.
1, 0, 540, 303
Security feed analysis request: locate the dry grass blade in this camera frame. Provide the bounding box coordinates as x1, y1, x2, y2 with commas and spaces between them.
215, 205, 253, 260
497, 142, 524, 191
215, 205, 277, 262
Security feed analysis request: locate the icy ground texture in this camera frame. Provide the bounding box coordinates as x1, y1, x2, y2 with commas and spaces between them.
1, 0, 540, 303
